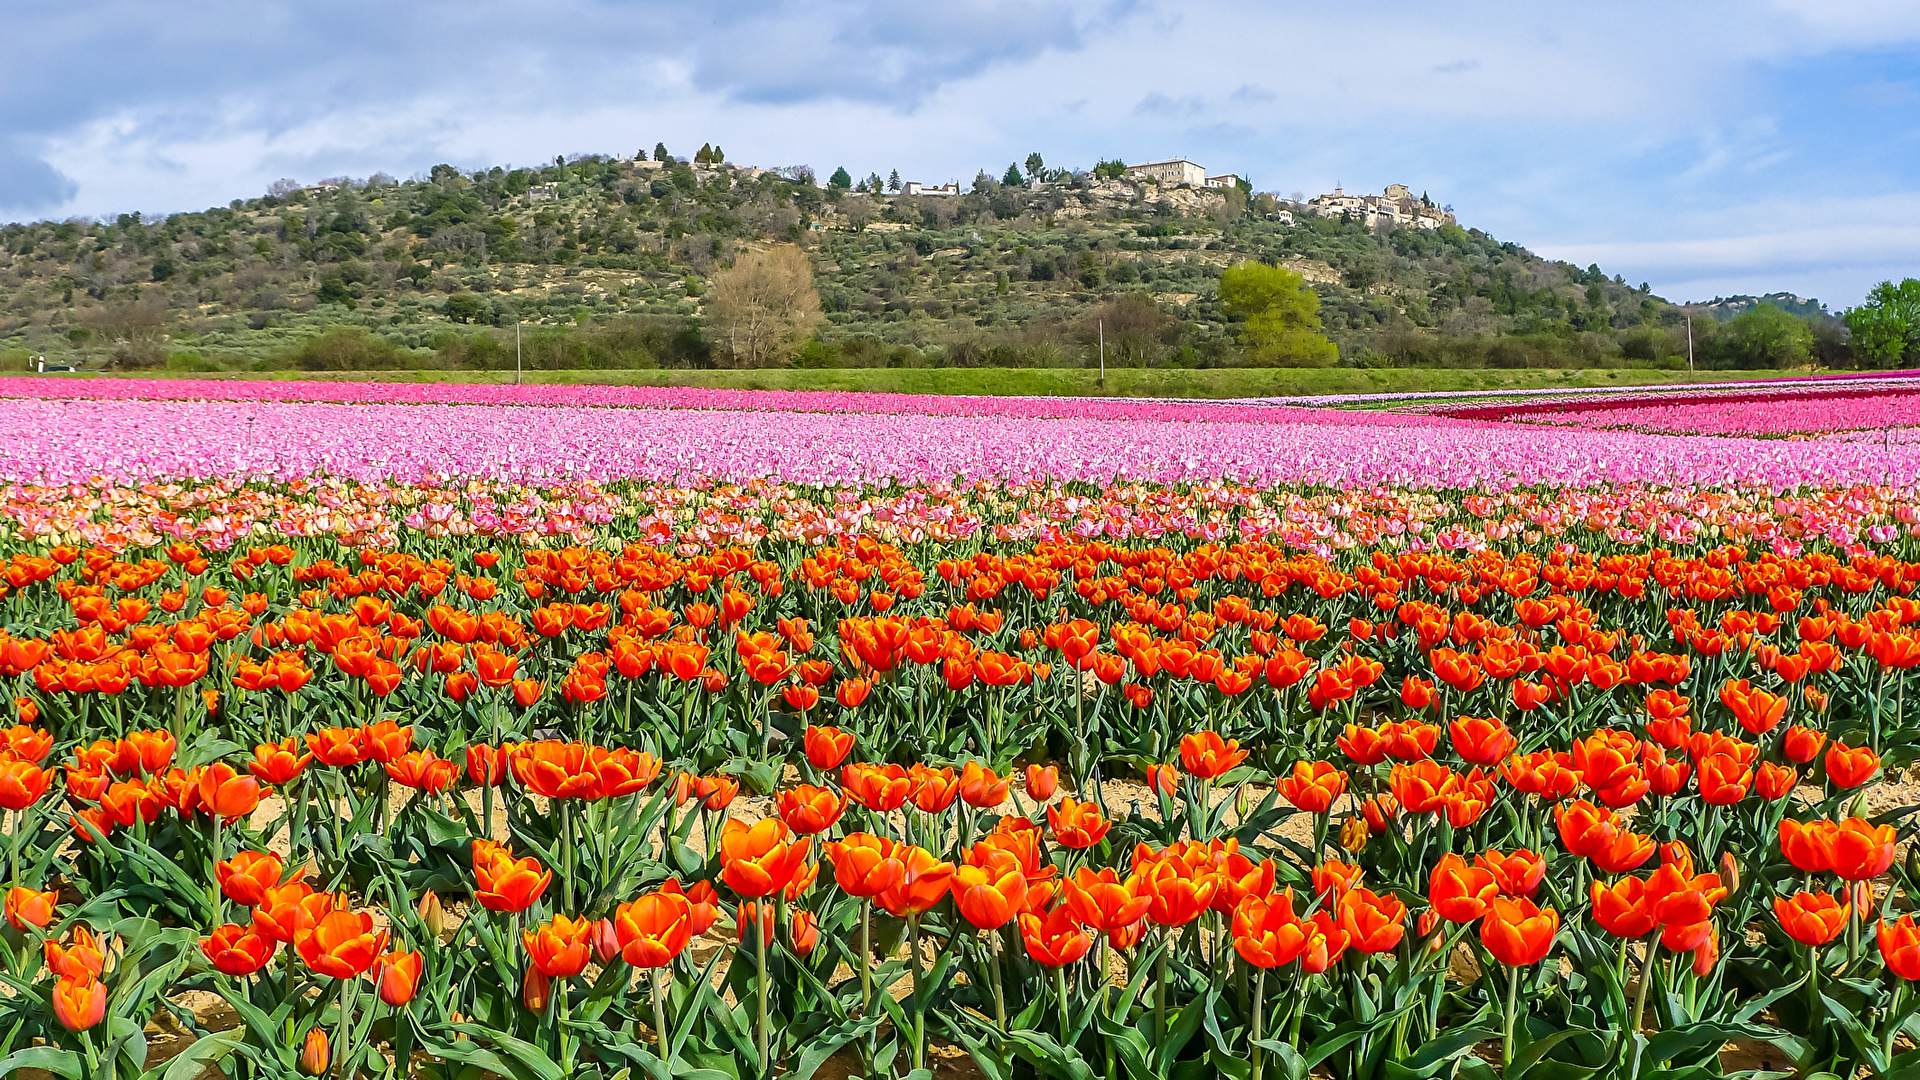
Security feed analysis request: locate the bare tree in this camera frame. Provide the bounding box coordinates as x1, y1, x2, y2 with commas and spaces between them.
267, 179, 301, 198
705, 245, 822, 368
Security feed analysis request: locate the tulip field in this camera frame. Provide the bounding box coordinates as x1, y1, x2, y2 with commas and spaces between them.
4, 379, 1920, 1080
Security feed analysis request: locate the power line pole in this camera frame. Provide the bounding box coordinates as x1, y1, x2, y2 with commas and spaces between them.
1685, 314, 1694, 374
1098, 319, 1105, 390
516, 321, 523, 386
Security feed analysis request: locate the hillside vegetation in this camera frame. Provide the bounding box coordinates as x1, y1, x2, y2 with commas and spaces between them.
0, 153, 1868, 376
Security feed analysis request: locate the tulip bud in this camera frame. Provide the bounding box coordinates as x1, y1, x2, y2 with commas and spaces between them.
789, 910, 819, 956
1339, 816, 1369, 854
1906, 843, 1920, 885
591, 918, 620, 964
1717, 851, 1740, 896
523, 967, 551, 1012
299, 1028, 330, 1076
1025, 764, 1058, 802
449, 1013, 469, 1040
417, 890, 446, 939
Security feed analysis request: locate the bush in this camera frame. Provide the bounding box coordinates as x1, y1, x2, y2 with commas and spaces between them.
278, 327, 419, 370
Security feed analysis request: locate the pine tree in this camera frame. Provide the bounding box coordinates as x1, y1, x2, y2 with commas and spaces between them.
712, 146, 724, 164
653, 143, 669, 162
887, 169, 901, 192
695, 143, 713, 164
1002, 163, 1023, 187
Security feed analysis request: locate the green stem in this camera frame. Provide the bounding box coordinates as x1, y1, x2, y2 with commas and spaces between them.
653, 968, 673, 1066
910, 916, 926, 1073
1886, 978, 1906, 1068
1251, 968, 1266, 1080
1155, 928, 1169, 1046
1502, 964, 1520, 1070
1056, 965, 1071, 1048
1630, 930, 1656, 1035
756, 905, 770, 1078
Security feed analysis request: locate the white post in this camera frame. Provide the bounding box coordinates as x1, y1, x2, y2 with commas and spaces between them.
1686, 314, 1694, 374
516, 321, 523, 386
1098, 319, 1105, 388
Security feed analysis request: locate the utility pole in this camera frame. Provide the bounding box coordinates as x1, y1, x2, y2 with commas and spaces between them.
1098, 319, 1105, 390
1685, 314, 1694, 374
516, 321, 523, 386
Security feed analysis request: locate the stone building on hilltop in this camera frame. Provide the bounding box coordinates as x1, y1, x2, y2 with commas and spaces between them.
1307, 183, 1453, 229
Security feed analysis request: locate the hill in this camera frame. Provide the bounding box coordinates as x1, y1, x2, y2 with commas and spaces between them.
0, 153, 1862, 375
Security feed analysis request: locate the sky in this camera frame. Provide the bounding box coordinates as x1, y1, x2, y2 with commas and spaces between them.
3, 0, 1917, 308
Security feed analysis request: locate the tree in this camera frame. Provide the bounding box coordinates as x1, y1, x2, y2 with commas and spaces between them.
706, 245, 823, 367
444, 292, 487, 324
1002, 163, 1025, 187
653, 143, 669, 162
1845, 278, 1920, 367
711, 145, 725, 164
266, 178, 301, 198
1218, 261, 1339, 366
864, 172, 883, 194
887, 169, 901, 193
1025, 153, 1045, 183
1722, 303, 1813, 369
695, 143, 714, 164
1092, 159, 1127, 180
971, 170, 996, 195
828, 167, 853, 189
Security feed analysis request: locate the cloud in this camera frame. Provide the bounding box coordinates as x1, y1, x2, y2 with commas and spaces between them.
0, 0, 1916, 304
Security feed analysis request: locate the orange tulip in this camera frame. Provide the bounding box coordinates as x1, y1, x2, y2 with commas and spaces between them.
197, 762, 265, 820
1449, 716, 1517, 767
1429, 854, 1498, 923
776, 784, 848, 835
522, 913, 594, 978
1278, 760, 1347, 814
877, 844, 954, 918
306, 726, 364, 767
1589, 876, 1657, 938
217, 850, 292, 908
803, 725, 854, 770
1774, 890, 1849, 946
300, 1028, 330, 1076
828, 833, 907, 898
5, 885, 58, 931
841, 762, 912, 812
1779, 818, 1837, 873
0, 758, 50, 811
44, 925, 106, 979
908, 764, 960, 813
1718, 679, 1787, 735
1025, 764, 1059, 801
958, 761, 1010, 809
1476, 849, 1546, 899
1830, 817, 1896, 881
1063, 867, 1151, 932
1480, 897, 1559, 967
719, 818, 812, 898
1047, 796, 1112, 849
1340, 886, 1407, 954
373, 949, 423, 1006
250, 882, 333, 944
1825, 741, 1880, 789
247, 738, 312, 785
1879, 915, 1920, 980
616, 891, 694, 968
1178, 731, 1247, 780
202, 923, 277, 976
1781, 725, 1827, 765
473, 845, 552, 913
297, 910, 388, 979
953, 851, 1027, 930
1020, 906, 1093, 967
51, 974, 107, 1031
